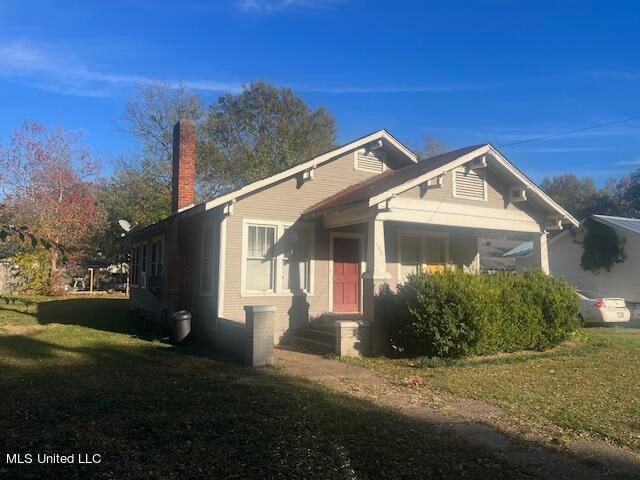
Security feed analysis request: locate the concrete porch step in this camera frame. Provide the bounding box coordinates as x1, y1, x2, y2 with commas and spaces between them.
288, 325, 336, 354
289, 334, 335, 355
311, 313, 363, 328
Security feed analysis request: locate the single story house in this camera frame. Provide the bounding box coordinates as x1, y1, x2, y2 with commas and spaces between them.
128, 120, 578, 355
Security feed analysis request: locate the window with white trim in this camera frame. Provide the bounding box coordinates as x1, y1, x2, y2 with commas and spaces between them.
201, 226, 214, 294
400, 233, 421, 281
242, 220, 314, 296
282, 227, 311, 293
453, 167, 487, 201
398, 232, 449, 283
246, 224, 277, 293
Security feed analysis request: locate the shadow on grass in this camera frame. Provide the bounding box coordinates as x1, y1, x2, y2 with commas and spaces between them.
1, 334, 639, 480
36, 297, 165, 341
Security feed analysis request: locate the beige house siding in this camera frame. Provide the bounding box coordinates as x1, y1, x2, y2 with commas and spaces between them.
222, 151, 388, 340
398, 169, 546, 226
401, 170, 508, 208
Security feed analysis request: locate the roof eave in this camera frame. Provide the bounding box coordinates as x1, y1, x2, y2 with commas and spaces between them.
204, 129, 416, 212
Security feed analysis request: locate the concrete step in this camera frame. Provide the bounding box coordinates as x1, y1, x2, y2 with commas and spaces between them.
289, 334, 335, 355
312, 313, 363, 328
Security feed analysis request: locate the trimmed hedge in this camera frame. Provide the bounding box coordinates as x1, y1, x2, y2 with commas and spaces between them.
380, 270, 579, 358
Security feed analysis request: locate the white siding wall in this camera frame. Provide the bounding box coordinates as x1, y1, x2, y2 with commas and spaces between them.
549, 229, 640, 302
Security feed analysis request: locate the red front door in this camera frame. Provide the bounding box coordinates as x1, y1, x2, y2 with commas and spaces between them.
333, 237, 360, 312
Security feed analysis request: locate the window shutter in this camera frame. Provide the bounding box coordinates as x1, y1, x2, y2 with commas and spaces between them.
356, 152, 385, 173
454, 169, 485, 200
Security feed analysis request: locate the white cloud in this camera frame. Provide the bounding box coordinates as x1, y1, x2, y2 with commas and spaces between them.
0, 40, 242, 97
0, 40, 501, 99
590, 69, 640, 80
237, 0, 345, 13
513, 146, 612, 153
300, 84, 478, 94
615, 159, 640, 166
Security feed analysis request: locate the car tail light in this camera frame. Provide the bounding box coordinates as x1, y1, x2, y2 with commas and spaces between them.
594, 300, 606, 309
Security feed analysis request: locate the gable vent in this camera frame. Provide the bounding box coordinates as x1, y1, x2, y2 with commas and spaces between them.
355, 152, 385, 173
454, 169, 486, 200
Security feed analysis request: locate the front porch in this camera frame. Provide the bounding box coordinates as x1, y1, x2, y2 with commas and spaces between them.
292, 210, 552, 356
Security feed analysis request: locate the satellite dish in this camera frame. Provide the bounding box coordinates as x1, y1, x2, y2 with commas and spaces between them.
118, 219, 132, 232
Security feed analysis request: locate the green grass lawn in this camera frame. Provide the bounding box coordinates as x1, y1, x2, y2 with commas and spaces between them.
347, 329, 640, 450
0, 296, 554, 480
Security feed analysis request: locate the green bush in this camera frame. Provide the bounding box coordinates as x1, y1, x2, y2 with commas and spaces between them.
382, 270, 579, 358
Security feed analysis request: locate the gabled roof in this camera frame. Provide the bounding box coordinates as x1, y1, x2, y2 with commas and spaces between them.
305, 143, 579, 227
202, 129, 417, 211
304, 145, 483, 214
593, 215, 640, 235
128, 129, 417, 238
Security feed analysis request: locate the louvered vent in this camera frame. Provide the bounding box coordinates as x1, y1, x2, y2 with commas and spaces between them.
356, 153, 385, 173
454, 169, 485, 200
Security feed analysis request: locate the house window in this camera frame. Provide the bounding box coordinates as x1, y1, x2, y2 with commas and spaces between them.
355, 151, 385, 173
424, 237, 446, 273
201, 226, 214, 294
282, 227, 311, 293
399, 232, 449, 283
241, 220, 315, 296
140, 243, 147, 288
131, 245, 140, 286
246, 224, 276, 293
150, 238, 163, 278
400, 234, 421, 281
453, 168, 487, 201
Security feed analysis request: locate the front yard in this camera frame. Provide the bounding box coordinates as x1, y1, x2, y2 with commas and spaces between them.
347, 329, 640, 450
0, 296, 557, 479
2, 296, 639, 479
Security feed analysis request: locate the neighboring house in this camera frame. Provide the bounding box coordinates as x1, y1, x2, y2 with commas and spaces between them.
550, 215, 640, 306
128, 120, 578, 354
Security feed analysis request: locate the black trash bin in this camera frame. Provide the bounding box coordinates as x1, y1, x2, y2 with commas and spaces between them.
170, 310, 192, 344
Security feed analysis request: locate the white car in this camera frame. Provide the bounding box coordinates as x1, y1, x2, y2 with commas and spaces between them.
577, 290, 631, 324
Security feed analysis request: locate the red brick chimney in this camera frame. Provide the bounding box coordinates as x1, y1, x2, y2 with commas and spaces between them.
171, 119, 196, 213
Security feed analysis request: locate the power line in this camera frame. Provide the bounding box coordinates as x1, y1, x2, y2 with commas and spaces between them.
498, 113, 640, 147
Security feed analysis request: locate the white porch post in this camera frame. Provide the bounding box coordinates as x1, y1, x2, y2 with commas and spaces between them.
364, 215, 390, 283
362, 208, 390, 354
531, 230, 550, 274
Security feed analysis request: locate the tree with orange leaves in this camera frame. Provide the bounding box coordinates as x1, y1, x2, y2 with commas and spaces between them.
0, 121, 106, 292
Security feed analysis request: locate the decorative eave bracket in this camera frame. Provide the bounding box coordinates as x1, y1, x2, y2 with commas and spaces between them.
508, 187, 527, 204
544, 217, 563, 231
223, 199, 236, 217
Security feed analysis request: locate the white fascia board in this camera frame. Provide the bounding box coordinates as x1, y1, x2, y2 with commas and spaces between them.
368, 144, 579, 228
488, 146, 579, 227
204, 130, 417, 212
380, 130, 418, 163
368, 145, 491, 206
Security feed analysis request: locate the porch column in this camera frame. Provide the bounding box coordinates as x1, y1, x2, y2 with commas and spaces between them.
531, 230, 550, 274
364, 215, 390, 284
363, 209, 390, 354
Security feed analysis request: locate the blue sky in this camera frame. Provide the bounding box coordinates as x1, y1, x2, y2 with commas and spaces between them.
1, 0, 639, 185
